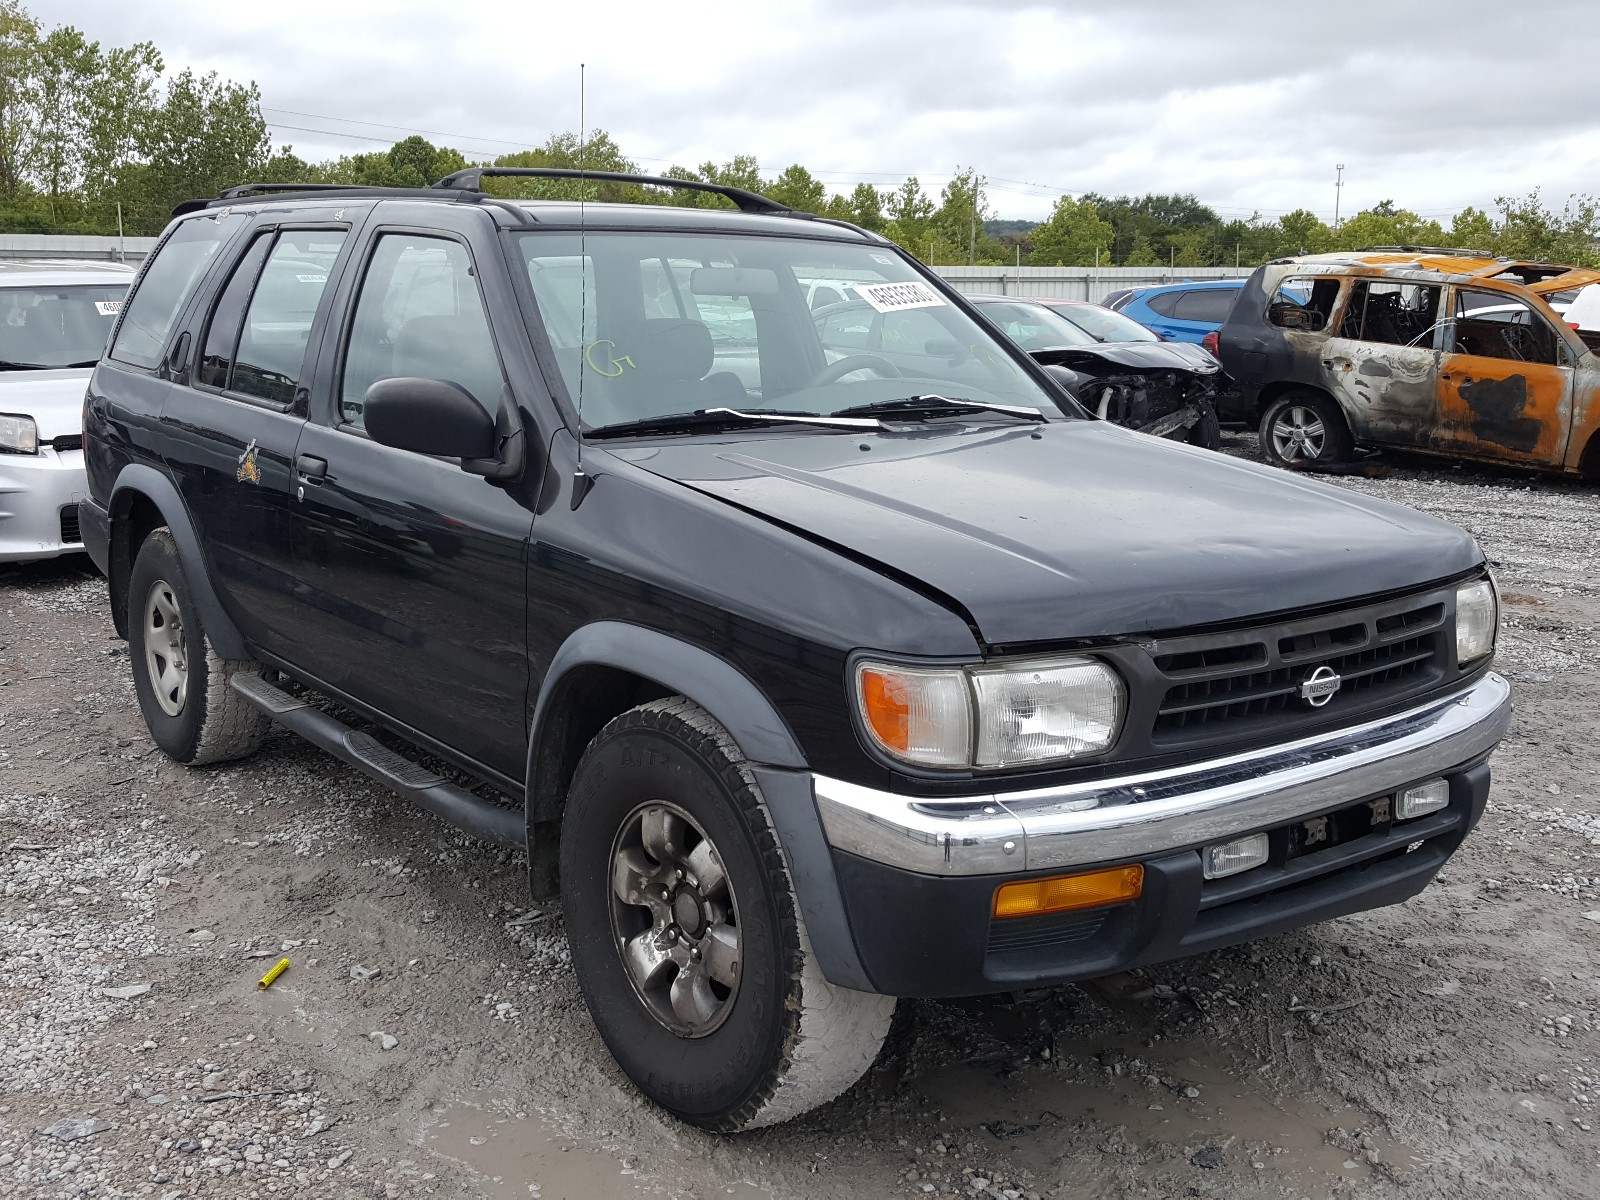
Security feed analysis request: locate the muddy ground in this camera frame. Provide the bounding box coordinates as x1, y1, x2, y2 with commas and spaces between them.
2, 436, 1597, 1199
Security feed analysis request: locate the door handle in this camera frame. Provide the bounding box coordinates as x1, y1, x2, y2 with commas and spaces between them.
296, 454, 328, 483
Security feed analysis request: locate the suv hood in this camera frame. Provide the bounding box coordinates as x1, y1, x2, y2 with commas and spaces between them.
1030, 340, 1219, 375
608, 422, 1483, 645
0, 368, 91, 440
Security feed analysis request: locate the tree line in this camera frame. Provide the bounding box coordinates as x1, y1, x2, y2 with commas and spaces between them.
2, 1, 1595, 269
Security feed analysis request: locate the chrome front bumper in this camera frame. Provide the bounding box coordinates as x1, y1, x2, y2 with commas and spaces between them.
0, 447, 86, 562
814, 673, 1512, 876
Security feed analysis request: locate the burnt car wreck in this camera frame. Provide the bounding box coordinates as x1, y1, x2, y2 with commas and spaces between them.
967, 295, 1222, 447
1216, 248, 1600, 475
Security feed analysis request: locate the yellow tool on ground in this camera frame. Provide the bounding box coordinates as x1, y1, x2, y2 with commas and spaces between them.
257, 958, 290, 990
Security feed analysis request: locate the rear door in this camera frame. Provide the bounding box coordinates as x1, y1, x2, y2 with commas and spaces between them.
287, 208, 535, 780
1142, 288, 1237, 343
1318, 278, 1443, 450
1436, 287, 1573, 465
159, 219, 354, 659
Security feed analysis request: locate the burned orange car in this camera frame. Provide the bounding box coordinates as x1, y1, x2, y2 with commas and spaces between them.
1216, 248, 1600, 476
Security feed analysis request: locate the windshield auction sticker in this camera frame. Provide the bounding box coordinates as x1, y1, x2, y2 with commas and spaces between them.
855, 281, 946, 314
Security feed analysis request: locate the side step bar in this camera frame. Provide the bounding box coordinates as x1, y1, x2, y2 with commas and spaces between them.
230, 673, 525, 849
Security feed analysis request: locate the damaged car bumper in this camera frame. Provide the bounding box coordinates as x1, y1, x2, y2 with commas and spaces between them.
813, 672, 1511, 996
0, 443, 87, 562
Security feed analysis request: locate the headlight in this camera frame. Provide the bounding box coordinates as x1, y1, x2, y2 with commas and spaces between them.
855, 657, 1125, 769
0, 413, 38, 454
1455, 578, 1498, 665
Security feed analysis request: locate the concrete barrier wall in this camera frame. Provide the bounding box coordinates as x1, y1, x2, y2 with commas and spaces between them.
0, 235, 158, 264
0, 236, 1257, 304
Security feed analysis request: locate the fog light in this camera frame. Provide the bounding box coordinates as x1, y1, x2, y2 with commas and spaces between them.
1397, 779, 1449, 820
992, 864, 1144, 919
1203, 832, 1269, 880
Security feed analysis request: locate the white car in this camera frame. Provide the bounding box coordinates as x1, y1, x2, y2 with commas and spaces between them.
0, 259, 135, 563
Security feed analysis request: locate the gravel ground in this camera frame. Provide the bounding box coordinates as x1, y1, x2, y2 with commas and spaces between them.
1, 436, 1597, 1199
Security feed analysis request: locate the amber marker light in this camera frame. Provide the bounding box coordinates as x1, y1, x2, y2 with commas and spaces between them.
992, 865, 1145, 919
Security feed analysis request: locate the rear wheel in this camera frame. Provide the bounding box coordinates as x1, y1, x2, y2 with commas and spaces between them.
127, 529, 270, 765
1259, 390, 1352, 468
1186, 406, 1222, 450
561, 697, 895, 1131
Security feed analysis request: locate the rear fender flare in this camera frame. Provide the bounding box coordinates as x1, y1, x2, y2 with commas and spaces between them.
109, 464, 250, 661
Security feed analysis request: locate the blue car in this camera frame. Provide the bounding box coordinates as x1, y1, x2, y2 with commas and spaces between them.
1105, 280, 1245, 347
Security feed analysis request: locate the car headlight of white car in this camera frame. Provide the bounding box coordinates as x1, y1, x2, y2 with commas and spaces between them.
0, 413, 39, 455
1455, 578, 1498, 665
854, 656, 1126, 769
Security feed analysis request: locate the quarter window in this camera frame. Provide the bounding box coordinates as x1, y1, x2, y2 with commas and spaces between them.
1143, 290, 1182, 317
110, 214, 243, 370
1450, 290, 1561, 365
341, 235, 502, 429
1336, 280, 1442, 348
1171, 289, 1236, 323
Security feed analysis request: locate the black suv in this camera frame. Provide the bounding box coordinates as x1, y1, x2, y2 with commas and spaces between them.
81, 170, 1512, 1132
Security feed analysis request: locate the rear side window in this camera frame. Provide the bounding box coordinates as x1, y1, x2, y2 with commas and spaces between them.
1143, 290, 1182, 317
232, 231, 345, 404
1337, 280, 1442, 348
110, 215, 242, 369
340, 234, 502, 429
1268, 277, 1342, 332
199, 229, 345, 403
1171, 289, 1237, 323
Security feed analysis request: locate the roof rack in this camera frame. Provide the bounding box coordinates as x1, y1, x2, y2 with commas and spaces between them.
171, 184, 448, 217
432, 167, 796, 216
1359, 245, 1497, 258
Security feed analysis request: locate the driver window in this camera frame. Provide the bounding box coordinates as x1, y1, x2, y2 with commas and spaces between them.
1451, 290, 1561, 365
340, 235, 503, 429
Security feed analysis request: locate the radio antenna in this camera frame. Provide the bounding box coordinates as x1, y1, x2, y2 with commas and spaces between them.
573, 62, 589, 503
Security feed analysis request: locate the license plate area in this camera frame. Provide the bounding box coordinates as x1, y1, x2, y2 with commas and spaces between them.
1285, 795, 1394, 862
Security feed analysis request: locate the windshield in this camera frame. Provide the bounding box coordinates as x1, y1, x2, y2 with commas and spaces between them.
0, 284, 126, 369
1039, 301, 1161, 344
515, 232, 1064, 431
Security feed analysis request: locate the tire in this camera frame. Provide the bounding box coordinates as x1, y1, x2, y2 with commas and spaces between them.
127, 528, 270, 765
1258, 390, 1353, 468
1187, 406, 1222, 450
561, 697, 895, 1131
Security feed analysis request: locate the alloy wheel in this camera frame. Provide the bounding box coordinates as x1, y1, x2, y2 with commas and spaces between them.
143, 579, 188, 717
608, 801, 741, 1037
1270, 403, 1327, 462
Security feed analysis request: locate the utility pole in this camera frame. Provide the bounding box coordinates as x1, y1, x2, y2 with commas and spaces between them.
1334, 163, 1345, 232
116, 202, 125, 264
969, 208, 976, 265
1235, 243, 1240, 267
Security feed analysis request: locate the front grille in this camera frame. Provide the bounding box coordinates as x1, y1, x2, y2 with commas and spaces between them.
987, 907, 1110, 954
51, 434, 83, 452
58, 505, 81, 545
1146, 588, 1452, 752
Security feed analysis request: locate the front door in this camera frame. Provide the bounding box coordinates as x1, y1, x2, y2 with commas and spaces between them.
288, 218, 534, 780
1318, 278, 1443, 449
1436, 287, 1573, 466
162, 222, 352, 660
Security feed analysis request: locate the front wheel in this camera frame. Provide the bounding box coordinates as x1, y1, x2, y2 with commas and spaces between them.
1259, 390, 1353, 468
561, 697, 895, 1131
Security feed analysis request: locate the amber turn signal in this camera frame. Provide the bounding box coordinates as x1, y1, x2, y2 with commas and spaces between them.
992, 864, 1144, 919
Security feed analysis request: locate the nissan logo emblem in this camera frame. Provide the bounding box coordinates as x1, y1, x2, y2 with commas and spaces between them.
1299, 665, 1343, 707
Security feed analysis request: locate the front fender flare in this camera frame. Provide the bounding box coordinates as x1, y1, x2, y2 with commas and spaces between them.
109, 464, 250, 661
527, 621, 874, 991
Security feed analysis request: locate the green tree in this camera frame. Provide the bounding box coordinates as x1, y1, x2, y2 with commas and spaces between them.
1026, 194, 1112, 266
846, 181, 885, 232
766, 163, 826, 214
1276, 208, 1334, 256
1122, 233, 1160, 266
1449, 206, 1495, 252
665, 154, 763, 208
1493, 190, 1600, 266
0, 0, 40, 202
884, 176, 935, 252
1335, 203, 1445, 251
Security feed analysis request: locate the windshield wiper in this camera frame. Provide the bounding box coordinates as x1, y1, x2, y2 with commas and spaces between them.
586, 407, 884, 440
0, 360, 51, 371
834, 394, 1048, 423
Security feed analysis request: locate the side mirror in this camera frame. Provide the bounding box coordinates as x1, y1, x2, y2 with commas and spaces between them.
364, 378, 498, 460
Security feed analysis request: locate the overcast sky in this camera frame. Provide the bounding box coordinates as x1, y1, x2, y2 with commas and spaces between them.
48, 0, 1600, 223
